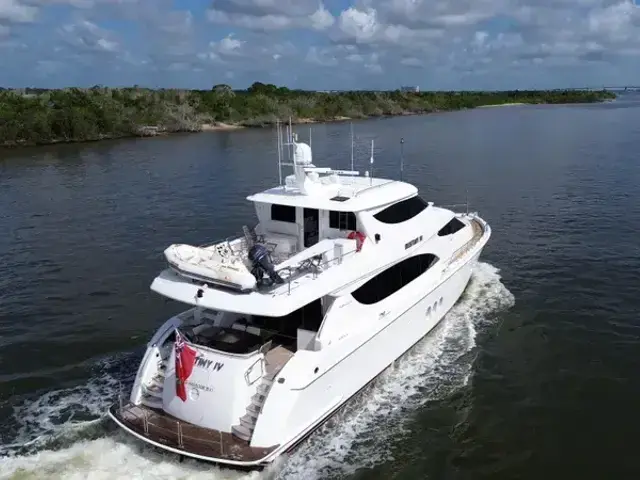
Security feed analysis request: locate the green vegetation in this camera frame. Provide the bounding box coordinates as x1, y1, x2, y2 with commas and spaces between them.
0, 83, 616, 147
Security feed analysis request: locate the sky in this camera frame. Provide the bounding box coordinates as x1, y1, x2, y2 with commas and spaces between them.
0, 0, 639, 90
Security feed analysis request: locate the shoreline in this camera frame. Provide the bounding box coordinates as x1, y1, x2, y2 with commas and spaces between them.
0, 93, 615, 149
476, 102, 526, 108
200, 122, 245, 132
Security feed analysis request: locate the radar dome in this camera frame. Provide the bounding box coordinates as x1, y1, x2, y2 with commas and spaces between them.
293, 142, 312, 166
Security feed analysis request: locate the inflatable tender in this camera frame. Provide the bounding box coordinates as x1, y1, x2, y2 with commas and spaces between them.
164, 243, 257, 292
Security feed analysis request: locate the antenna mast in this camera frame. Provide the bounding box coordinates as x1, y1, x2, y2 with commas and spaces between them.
277, 120, 282, 185
288, 116, 293, 162
400, 137, 405, 182
369, 139, 374, 185
350, 122, 354, 172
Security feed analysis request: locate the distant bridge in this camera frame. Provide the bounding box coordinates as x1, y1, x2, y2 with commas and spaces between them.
556, 86, 640, 92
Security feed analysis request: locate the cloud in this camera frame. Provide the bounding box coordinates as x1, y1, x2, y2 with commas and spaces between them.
206, 0, 334, 31
214, 34, 245, 56
0, 0, 38, 23
0, 0, 639, 89
58, 20, 120, 53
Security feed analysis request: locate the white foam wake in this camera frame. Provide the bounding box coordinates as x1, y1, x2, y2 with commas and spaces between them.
1, 353, 134, 458
0, 262, 513, 480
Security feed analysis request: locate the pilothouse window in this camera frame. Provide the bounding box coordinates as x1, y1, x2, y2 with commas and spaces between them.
351, 253, 438, 305
438, 217, 466, 236
373, 196, 428, 224
271, 204, 296, 223
329, 211, 357, 231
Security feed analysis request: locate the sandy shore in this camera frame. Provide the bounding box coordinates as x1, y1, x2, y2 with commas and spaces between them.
477, 102, 526, 108
200, 122, 245, 131
200, 116, 354, 131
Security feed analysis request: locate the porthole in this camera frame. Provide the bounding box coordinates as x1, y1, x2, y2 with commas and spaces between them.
433, 302, 437, 311
427, 306, 431, 316
439, 297, 443, 306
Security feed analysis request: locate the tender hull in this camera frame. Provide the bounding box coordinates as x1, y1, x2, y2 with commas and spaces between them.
165, 243, 256, 292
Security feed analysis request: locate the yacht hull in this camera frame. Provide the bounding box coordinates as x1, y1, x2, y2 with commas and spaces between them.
108, 240, 485, 469
252, 247, 484, 456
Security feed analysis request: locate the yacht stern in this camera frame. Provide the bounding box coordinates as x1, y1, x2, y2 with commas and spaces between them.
108, 402, 278, 468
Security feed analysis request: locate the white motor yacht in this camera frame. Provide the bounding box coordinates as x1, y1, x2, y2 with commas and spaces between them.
108, 124, 491, 468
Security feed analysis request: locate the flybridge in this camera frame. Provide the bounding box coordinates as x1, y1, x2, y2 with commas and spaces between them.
157, 119, 423, 304
274, 118, 379, 197
245, 118, 416, 212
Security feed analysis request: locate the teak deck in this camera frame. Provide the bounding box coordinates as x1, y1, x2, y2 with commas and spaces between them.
265, 345, 295, 377
111, 403, 278, 463
449, 218, 484, 265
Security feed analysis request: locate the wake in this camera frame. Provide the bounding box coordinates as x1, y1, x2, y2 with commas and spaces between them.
0, 262, 514, 480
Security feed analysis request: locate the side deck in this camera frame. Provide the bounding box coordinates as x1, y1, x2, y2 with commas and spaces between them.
447, 216, 486, 266
109, 403, 278, 465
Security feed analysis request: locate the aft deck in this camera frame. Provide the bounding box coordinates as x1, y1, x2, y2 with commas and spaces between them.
109, 403, 278, 465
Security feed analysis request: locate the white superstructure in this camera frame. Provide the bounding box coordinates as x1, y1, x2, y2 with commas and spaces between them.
108, 123, 491, 468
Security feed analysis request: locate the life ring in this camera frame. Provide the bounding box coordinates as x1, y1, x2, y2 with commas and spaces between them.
347, 231, 366, 252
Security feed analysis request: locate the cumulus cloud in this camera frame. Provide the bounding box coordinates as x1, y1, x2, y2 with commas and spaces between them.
206, 0, 335, 31
0, 0, 639, 89
197, 33, 297, 81
59, 20, 120, 53
0, 0, 38, 23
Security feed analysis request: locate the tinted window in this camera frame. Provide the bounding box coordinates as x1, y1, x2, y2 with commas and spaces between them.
438, 217, 466, 236
271, 204, 296, 223
351, 254, 438, 305
329, 211, 357, 231
373, 196, 428, 224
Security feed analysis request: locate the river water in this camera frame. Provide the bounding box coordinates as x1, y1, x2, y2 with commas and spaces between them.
1, 97, 640, 479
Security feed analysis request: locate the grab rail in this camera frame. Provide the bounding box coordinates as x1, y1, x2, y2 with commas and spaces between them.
264, 240, 359, 295
119, 404, 227, 453
244, 356, 265, 386
196, 224, 262, 257
446, 218, 484, 267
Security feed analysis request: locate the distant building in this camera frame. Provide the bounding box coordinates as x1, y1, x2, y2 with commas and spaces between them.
400, 86, 420, 93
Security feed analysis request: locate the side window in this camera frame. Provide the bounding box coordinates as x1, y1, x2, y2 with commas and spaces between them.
329, 211, 357, 231
271, 204, 296, 223
373, 196, 429, 224
351, 254, 438, 305
437, 217, 466, 236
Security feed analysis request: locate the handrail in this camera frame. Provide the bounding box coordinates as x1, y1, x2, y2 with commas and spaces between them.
123, 404, 226, 449
244, 356, 264, 386
264, 239, 359, 295
446, 218, 485, 267
195, 223, 262, 255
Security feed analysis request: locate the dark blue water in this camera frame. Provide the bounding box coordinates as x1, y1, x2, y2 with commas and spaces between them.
1, 97, 640, 479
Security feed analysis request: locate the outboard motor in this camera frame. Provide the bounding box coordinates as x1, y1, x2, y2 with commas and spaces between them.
248, 244, 284, 286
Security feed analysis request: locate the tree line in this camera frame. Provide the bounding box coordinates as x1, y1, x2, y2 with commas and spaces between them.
0, 82, 616, 147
